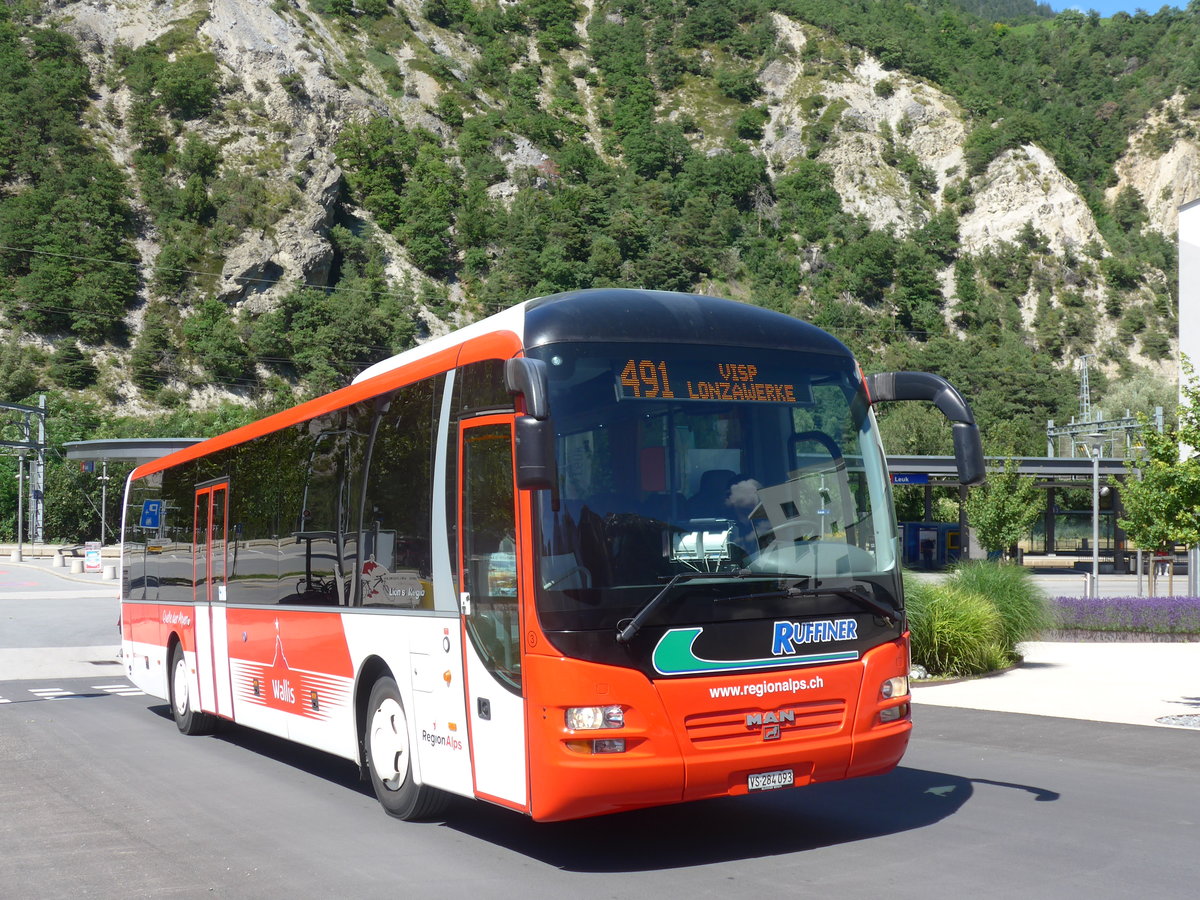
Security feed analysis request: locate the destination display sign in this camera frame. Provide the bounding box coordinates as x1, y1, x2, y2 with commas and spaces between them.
617, 358, 807, 404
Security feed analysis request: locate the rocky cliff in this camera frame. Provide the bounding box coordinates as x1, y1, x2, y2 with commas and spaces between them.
26, 0, 1199, 404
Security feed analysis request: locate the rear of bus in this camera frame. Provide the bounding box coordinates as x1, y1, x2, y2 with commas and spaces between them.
510, 290, 979, 821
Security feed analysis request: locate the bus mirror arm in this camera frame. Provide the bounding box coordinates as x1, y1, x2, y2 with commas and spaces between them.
866, 371, 986, 486
951, 421, 986, 487
505, 358, 549, 420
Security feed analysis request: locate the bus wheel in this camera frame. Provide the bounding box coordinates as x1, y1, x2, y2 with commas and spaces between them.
169, 644, 216, 736
365, 676, 447, 820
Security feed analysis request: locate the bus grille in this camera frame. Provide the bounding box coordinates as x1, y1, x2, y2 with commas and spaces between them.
684, 699, 847, 748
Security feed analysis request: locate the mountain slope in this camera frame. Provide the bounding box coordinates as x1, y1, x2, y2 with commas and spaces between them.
1, 0, 1197, 454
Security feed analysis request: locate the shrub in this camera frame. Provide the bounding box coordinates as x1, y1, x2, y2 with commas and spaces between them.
157, 53, 221, 119
949, 561, 1053, 655
715, 66, 761, 102
906, 577, 1006, 677
735, 105, 770, 140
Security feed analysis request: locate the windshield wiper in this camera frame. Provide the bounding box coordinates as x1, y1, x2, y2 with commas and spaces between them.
615, 571, 760, 644
787, 584, 898, 624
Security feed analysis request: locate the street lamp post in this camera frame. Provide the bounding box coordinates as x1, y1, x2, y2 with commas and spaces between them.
14, 450, 24, 562
1085, 432, 1104, 599
1132, 442, 1146, 598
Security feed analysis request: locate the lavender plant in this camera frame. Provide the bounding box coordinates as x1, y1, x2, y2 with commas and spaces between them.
1052, 596, 1200, 634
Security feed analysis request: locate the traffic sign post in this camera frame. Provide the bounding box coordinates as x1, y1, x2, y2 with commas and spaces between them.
140, 500, 163, 530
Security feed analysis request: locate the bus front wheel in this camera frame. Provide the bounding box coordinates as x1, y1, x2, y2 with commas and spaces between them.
169, 643, 216, 735
364, 676, 448, 820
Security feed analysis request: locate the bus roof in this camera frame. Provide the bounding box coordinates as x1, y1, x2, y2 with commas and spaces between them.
523, 289, 852, 357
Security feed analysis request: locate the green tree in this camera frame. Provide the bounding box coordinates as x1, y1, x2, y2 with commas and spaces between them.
1116, 362, 1200, 562
49, 340, 97, 389
182, 298, 253, 383
155, 53, 221, 119
774, 159, 843, 243
0, 333, 40, 402
964, 459, 1045, 558
130, 302, 177, 394
396, 144, 461, 276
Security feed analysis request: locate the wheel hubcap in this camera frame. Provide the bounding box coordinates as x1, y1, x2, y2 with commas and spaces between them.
173, 655, 189, 717
369, 697, 408, 791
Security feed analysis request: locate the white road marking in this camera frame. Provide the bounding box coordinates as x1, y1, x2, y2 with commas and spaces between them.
92, 684, 145, 696
0, 684, 145, 703
28, 688, 74, 700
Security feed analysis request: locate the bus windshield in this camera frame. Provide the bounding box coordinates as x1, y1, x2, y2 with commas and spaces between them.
527, 342, 899, 633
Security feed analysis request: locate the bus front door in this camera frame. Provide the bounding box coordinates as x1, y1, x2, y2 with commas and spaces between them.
458, 418, 528, 811
193, 482, 233, 718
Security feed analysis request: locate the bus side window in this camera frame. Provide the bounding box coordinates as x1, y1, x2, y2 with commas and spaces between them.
359, 381, 437, 610
224, 436, 281, 606
280, 416, 360, 606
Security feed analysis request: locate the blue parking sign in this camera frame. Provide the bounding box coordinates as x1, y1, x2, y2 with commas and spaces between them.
140, 500, 163, 529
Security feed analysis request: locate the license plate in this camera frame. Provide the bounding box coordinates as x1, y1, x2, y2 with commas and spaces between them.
748, 769, 794, 791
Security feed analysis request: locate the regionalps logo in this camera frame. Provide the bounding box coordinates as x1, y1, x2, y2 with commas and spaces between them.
421, 729, 464, 752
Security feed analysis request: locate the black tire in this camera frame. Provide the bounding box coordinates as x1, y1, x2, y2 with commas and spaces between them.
364, 676, 448, 820
169, 643, 217, 736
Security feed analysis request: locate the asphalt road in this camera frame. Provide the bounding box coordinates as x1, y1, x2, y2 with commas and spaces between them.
0, 562, 116, 649
1, 678, 1196, 899
2, 560, 1197, 898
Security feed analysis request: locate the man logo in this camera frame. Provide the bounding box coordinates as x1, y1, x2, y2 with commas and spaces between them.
746, 708, 795, 741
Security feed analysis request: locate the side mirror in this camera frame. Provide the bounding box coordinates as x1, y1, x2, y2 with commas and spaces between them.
505, 357, 557, 491
866, 371, 986, 486
513, 416, 556, 491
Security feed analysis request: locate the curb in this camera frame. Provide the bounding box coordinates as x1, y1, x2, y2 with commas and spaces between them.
911, 661, 1021, 689
1040, 629, 1200, 643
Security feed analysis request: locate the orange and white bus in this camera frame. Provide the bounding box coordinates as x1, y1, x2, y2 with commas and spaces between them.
120, 288, 983, 822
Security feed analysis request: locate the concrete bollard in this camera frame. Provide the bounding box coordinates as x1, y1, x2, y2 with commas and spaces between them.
52, 550, 65, 568
102, 564, 116, 581
9, 549, 21, 562
70, 559, 84, 574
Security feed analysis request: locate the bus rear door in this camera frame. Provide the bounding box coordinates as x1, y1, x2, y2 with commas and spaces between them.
193, 482, 234, 718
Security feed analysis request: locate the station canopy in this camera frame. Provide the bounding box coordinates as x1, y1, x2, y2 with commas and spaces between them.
63, 438, 201, 466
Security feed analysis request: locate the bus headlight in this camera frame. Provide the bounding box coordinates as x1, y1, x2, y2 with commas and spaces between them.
565, 705, 624, 730
880, 676, 908, 700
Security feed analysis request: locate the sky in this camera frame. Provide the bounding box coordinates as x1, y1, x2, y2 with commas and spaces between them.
1059, 1, 1183, 15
